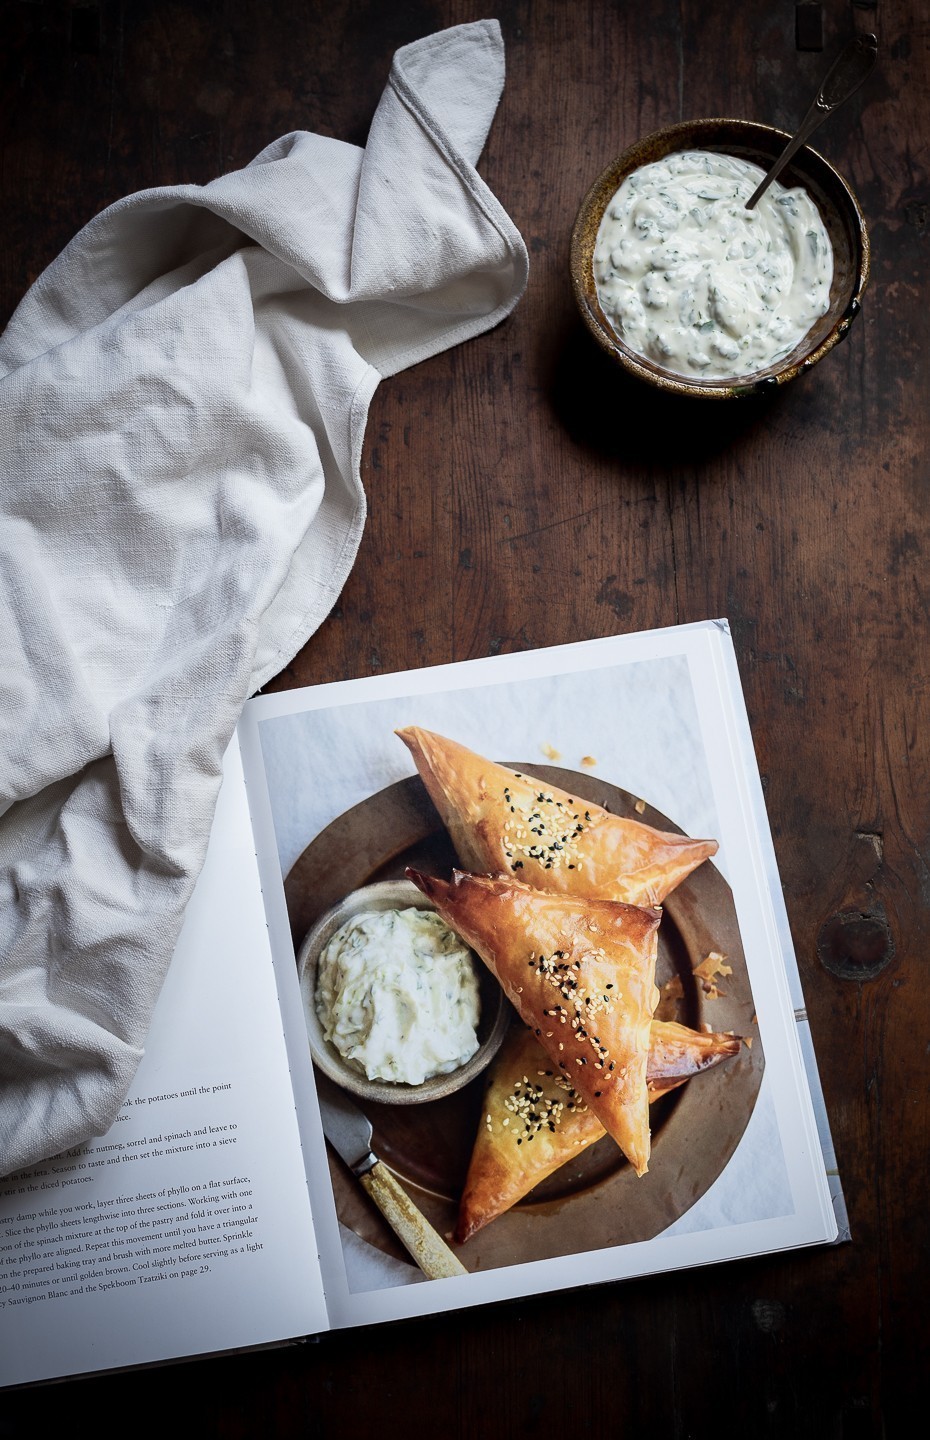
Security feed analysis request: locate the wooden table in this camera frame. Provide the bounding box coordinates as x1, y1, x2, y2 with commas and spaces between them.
2, 1, 925, 1434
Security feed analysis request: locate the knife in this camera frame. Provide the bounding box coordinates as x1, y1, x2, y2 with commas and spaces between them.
314, 1070, 467, 1280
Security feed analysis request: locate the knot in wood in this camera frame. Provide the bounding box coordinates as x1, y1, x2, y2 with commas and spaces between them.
751, 1298, 786, 1333
816, 909, 895, 981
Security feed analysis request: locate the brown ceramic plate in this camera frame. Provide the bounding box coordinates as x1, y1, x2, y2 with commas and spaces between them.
570, 117, 870, 398
285, 767, 765, 1272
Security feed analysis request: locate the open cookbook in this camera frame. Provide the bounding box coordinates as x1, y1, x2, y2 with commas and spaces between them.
0, 620, 847, 1388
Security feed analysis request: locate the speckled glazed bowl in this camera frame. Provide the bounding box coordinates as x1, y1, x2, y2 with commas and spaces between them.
570, 117, 870, 399
297, 878, 510, 1106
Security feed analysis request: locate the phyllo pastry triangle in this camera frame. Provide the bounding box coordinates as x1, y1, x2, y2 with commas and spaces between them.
396, 726, 718, 906
456, 1021, 606, 1243
456, 1019, 742, 1242
406, 868, 661, 1177
646, 1019, 741, 1098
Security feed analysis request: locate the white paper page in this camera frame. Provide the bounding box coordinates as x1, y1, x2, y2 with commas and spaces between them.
712, 633, 850, 1239
0, 739, 327, 1389
237, 619, 837, 1332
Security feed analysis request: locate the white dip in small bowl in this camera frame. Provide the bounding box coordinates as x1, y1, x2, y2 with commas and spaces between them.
316, 905, 481, 1086
297, 878, 511, 1105
592, 149, 833, 381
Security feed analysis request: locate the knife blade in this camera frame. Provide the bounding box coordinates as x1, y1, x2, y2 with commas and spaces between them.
314, 1069, 467, 1280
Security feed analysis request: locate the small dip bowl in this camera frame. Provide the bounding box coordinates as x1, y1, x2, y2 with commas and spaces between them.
569, 117, 870, 399
296, 878, 511, 1105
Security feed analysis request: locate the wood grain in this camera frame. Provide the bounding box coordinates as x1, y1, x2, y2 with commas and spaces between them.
2, 1, 926, 1435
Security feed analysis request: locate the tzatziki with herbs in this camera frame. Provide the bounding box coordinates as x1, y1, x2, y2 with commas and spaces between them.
315, 906, 481, 1085
592, 149, 834, 380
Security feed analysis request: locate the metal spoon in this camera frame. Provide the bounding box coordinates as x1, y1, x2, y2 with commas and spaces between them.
745, 32, 878, 209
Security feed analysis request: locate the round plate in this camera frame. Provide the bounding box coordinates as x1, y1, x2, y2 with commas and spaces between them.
284, 767, 765, 1271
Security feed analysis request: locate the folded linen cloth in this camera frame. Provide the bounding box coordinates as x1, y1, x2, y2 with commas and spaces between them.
0, 19, 528, 1176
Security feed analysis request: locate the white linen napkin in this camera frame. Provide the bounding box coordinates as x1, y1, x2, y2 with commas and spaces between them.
0, 19, 528, 1176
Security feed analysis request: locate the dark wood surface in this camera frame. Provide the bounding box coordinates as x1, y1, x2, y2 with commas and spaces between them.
2, 1, 925, 1435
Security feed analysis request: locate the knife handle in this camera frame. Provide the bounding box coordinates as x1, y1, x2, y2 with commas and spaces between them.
359, 1161, 467, 1279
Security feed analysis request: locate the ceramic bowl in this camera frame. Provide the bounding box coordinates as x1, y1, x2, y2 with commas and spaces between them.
296, 877, 510, 1105
570, 117, 870, 399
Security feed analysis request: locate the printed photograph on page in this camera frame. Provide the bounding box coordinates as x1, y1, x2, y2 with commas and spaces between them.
252, 650, 788, 1291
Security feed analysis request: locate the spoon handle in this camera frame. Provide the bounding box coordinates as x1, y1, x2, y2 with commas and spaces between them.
745, 32, 878, 209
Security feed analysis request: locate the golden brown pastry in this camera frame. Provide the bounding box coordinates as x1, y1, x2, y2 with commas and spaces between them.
456, 1019, 742, 1242
407, 868, 661, 1177
646, 1019, 741, 1096
396, 726, 718, 906
456, 1022, 606, 1243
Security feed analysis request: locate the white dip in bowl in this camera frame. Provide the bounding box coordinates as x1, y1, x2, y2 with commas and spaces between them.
592, 149, 833, 381
315, 905, 481, 1086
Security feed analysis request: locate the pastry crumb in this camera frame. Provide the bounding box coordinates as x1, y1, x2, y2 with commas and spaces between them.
694, 950, 732, 999
540, 741, 561, 760
634, 797, 646, 814
695, 950, 731, 978
580, 754, 597, 768
743, 1036, 753, 1049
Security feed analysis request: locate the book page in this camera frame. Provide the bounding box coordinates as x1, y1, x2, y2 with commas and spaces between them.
710, 631, 849, 1239
0, 739, 327, 1389
237, 619, 837, 1332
